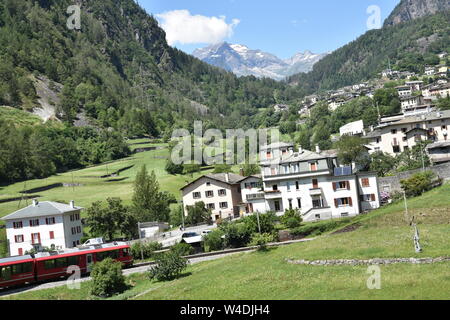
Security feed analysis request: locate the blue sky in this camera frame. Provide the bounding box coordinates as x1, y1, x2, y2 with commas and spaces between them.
141, 0, 400, 59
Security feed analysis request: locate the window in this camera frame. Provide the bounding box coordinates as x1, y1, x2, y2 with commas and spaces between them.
270, 168, 276, 175
297, 198, 302, 209
219, 202, 228, 209
315, 214, 321, 220
71, 227, 76, 235
15, 235, 24, 243
310, 162, 318, 171
49, 231, 55, 240
44, 260, 56, 270
13, 221, 23, 229
29, 219, 39, 227
75, 213, 80, 221
391, 129, 397, 134
286, 182, 291, 191
206, 182, 211, 186
274, 201, 281, 212
31, 233, 40, 244
414, 134, 422, 142
402, 136, 407, 142
193, 192, 201, 199
97, 250, 119, 262
335, 197, 353, 207
206, 203, 215, 210
76, 226, 82, 234
46, 217, 56, 225
334, 181, 348, 190
312, 179, 319, 189
361, 178, 370, 187
341, 213, 349, 217
205, 191, 214, 198
272, 185, 278, 191
360, 194, 376, 202
266, 151, 272, 159
218, 189, 227, 196
288, 199, 293, 210
296, 181, 300, 190
68, 256, 78, 266
401, 128, 407, 133
393, 145, 401, 153
312, 198, 323, 208
11, 262, 32, 275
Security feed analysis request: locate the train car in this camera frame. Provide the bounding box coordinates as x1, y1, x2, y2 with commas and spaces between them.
0, 255, 36, 289
34, 242, 133, 282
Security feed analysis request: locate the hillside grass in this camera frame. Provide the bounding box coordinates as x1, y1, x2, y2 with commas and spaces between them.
2, 182, 449, 300
0, 106, 44, 126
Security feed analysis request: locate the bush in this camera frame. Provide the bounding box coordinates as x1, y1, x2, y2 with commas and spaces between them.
248, 233, 276, 251
280, 209, 303, 229
241, 212, 277, 234
90, 258, 127, 297
171, 242, 195, 256
203, 229, 225, 252
131, 241, 163, 260
290, 219, 351, 238
400, 171, 437, 197
148, 252, 188, 282
222, 222, 253, 248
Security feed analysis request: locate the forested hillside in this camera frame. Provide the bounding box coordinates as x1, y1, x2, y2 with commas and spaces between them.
287, 11, 450, 94
0, 0, 300, 135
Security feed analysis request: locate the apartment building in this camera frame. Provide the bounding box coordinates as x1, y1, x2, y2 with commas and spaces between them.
259, 148, 380, 222
239, 175, 266, 216
363, 110, 450, 156
181, 173, 246, 222
2, 200, 84, 256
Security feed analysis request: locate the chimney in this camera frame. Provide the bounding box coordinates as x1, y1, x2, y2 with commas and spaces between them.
298, 145, 303, 153
225, 173, 229, 183
32, 199, 38, 207
315, 145, 321, 153
70, 200, 75, 209
239, 168, 244, 176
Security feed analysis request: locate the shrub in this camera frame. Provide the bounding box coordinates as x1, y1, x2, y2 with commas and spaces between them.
131, 241, 162, 260
90, 258, 127, 297
400, 171, 437, 197
148, 252, 188, 282
281, 209, 303, 229
290, 219, 351, 238
241, 212, 277, 234
249, 233, 276, 251
203, 229, 225, 252
171, 242, 195, 256
222, 222, 253, 248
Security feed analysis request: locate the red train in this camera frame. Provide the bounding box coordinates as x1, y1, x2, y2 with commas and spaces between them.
0, 242, 133, 289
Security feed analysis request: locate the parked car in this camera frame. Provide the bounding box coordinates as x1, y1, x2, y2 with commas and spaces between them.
181, 232, 199, 239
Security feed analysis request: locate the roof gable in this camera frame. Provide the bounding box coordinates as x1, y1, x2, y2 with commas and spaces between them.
2, 201, 83, 221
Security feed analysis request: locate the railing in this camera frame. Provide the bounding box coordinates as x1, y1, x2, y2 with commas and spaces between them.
246, 193, 265, 201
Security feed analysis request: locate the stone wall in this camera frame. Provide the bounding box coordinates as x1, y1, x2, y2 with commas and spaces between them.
378, 162, 450, 193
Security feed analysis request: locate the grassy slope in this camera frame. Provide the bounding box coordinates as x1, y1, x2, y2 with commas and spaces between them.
0, 106, 44, 126
3, 183, 450, 300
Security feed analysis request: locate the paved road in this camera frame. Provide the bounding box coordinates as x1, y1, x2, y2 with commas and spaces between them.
0, 250, 248, 298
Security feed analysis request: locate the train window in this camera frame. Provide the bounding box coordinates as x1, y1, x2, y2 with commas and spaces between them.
110, 250, 119, 259
44, 260, 56, 270
96, 251, 106, 262
11, 262, 33, 275
22, 262, 32, 273
122, 248, 129, 256
55, 258, 68, 268
68, 256, 78, 266
0, 266, 12, 280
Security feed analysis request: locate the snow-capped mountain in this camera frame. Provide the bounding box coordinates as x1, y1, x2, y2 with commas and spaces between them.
192, 42, 328, 80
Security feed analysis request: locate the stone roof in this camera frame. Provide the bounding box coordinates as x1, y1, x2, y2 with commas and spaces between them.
260, 149, 335, 166
2, 201, 82, 221
259, 142, 294, 151
180, 173, 246, 190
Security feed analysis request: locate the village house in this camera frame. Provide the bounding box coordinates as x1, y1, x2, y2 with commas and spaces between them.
429, 83, 450, 98
180, 173, 246, 222
2, 200, 84, 256
259, 147, 380, 221
425, 66, 436, 76
273, 104, 289, 113
363, 110, 450, 156
339, 120, 365, 137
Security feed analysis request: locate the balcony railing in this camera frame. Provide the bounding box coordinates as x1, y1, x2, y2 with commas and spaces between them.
246, 193, 265, 201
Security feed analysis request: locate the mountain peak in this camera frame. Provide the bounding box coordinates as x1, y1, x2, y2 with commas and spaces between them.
384, 0, 450, 26
192, 44, 327, 80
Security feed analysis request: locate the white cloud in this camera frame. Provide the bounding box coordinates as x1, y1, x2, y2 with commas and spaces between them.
156, 10, 240, 46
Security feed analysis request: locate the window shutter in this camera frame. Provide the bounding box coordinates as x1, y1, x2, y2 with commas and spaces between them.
349, 197, 353, 206
334, 199, 338, 208
347, 181, 350, 190
332, 182, 336, 191
371, 194, 376, 201
38, 233, 41, 244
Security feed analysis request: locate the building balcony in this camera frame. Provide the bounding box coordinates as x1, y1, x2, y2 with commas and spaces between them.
264, 190, 282, 199
246, 193, 265, 201
309, 188, 323, 196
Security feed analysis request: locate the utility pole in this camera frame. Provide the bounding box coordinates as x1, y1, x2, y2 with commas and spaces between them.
403, 191, 409, 224
256, 211, 261, 234
137, 222, 144, 261
180, 202, 185, 231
